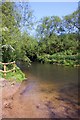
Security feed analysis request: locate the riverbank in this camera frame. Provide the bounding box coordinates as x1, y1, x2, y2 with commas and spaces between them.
37, 52, 80, 67
1, 78, 79, 118
0, 78, 21, 118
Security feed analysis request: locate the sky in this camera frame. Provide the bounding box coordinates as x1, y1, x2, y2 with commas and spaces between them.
30, 2, 78, 20
28, 2, 78, 36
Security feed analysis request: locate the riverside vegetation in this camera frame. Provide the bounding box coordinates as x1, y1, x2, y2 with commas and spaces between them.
0, 2, 80, 80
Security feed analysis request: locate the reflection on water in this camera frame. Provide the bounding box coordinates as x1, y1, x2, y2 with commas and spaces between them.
17, 62, 78, 85
16, 62, 79, 118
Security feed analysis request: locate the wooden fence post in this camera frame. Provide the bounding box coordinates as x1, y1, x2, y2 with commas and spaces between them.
4, 64, 6, 77
0, 61, 16, 78
13, 61, 16, 73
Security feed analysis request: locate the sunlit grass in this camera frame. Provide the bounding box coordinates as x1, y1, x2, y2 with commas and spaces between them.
0, 66, 25, 82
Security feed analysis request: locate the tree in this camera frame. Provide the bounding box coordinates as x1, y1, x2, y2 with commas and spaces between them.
1, 2, 35, 63
20, 32, 38, 61
36, 16, 61, 40
62, 9, 79, 34
1, 2, 20, 62
15, 2, 35, 34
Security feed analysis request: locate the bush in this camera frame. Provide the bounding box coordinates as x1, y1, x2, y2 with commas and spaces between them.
37, 51, 79, 66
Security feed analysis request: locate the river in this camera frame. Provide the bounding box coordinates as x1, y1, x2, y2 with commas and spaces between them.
18, 62, 78, 87
5, 62, 80, 118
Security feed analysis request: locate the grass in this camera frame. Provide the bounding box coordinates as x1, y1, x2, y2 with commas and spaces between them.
0, 66, 26, 82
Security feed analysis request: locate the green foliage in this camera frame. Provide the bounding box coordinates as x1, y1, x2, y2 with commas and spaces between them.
0, 2, 79, 67
1, 2, 34, 65
2, 44, 16, 62
1, 2, 20, 62
37, 51, 79, 66
35, 9, 79, 67
0, 66, 25, 82
20, 33, 38, 61
36, 16, 62, 39
0, 72, 2, 78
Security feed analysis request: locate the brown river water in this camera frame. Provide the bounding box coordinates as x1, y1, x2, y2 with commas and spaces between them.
2, 62, 80, 118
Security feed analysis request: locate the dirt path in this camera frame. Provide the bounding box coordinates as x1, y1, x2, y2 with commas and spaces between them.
2, 79, 50, 118
1, 78, 80, 118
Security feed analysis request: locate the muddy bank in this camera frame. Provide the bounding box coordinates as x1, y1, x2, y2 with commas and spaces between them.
1, 78, 80, 118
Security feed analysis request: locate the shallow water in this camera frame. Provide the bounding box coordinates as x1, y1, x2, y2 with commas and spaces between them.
18, 62, 78, 86
10, 62, 79, 118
